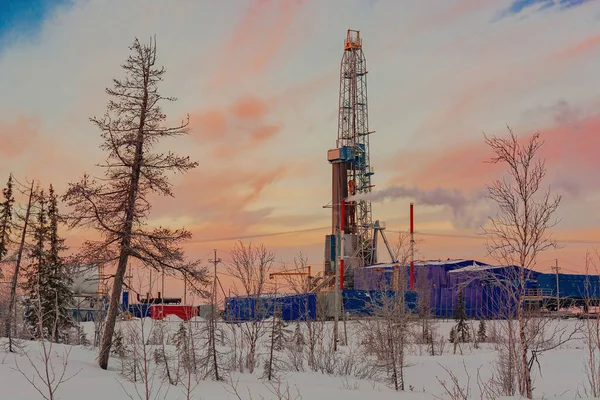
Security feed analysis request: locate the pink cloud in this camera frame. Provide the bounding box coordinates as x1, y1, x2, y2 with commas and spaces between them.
231, 97, 269, 120
0, 116, 40, 158
391, 113, 600, 193
553, 33, 600, 60
189, 96, 282, 157
208, 0, 307, 89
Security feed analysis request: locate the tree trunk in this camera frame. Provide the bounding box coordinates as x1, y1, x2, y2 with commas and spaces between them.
98, 252, 129, 369
519, 312, 533, 398
5, 181, 34, 352
98, 59, 150, 370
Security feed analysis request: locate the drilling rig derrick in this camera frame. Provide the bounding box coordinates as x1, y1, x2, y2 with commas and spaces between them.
325, 30, 376, 290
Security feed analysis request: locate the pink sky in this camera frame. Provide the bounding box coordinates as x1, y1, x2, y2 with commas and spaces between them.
0, 0, 599, 298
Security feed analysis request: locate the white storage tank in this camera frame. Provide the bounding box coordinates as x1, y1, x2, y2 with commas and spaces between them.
70, 265, 100, 295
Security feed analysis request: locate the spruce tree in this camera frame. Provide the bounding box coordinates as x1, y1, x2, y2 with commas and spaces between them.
449, 326, 456, 344
0, 174, 15, 269
23, 189, 49, 339
454, 289, 470, 343
46, 185, 74, 342
477, 319, 487, 343
23, 186, 74, 342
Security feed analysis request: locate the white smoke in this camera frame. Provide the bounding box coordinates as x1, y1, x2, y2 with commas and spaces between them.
346, 185, 490, 229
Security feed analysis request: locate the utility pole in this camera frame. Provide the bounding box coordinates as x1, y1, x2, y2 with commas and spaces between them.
208, 249, 222, 315
161, 269, 165, 304
551, 259, 560, 313
208, 249, 222, 381
148, 269, 152, 301
183, 271, 187, 305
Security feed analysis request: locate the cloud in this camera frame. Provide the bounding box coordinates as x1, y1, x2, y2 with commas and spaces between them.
418, 33, 600, 139
380, 0, 498, 55
149, 161, 292, 231
521, 99, 583, 125
553, 33, 600, 59
189, 96, 282, 156
496, 0, 594, 19
208, 0, 307, 89
391, 112, 600, 206
0, 116, 40, 158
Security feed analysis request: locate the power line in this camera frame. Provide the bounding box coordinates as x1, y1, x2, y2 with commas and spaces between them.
189, 226, 330, 244
190, 225, 600, 246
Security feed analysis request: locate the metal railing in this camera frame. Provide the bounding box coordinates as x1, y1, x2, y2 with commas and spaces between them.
524, 288, 553, 297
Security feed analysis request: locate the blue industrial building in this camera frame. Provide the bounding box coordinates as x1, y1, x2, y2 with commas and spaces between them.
223, 259, 600, 321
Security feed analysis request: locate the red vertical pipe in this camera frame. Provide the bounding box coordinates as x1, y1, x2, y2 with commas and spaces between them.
340, 200, 345, 290
410, 203, 414, 291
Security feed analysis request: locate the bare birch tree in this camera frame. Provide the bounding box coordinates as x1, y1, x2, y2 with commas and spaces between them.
14, 285, 81, 400
483, 127, 561, 399
582, 249, 600, 397
62, 37, 209, 370
226, 241, 274, 373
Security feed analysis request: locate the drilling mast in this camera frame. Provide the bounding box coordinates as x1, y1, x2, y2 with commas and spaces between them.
326, 30, 375, 289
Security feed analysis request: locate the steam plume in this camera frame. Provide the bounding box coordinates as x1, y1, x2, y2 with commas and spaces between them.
346, 185, 489, 228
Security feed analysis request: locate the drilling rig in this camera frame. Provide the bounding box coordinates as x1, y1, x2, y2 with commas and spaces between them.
324, 30, 395, 291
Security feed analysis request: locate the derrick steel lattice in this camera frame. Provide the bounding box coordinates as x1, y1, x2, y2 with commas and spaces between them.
337, 30, 374, 268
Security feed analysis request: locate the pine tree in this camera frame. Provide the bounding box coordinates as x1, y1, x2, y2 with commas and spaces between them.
477, 319, 487, 343
454, 289, 470, 343
0, 174, 15, 268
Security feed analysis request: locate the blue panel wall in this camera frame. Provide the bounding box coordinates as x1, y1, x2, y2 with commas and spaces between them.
225, 293, 317, 322
342, 290, 417, 315
224, 262, 600, 321
537, 273, 600, 299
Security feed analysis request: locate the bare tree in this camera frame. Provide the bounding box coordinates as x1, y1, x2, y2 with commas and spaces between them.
582, 249, 600, 397
13, 286, 81, 400
359, 234, 413, 391
483, 127, 561, 399
62, 37, 209, 370
278, 252, 324, 371
436, 362, 472, 400
226, 241, 274, 373
118, 315, 166, 400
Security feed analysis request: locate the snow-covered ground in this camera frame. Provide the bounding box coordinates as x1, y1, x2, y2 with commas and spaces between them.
0, 317, 593, 399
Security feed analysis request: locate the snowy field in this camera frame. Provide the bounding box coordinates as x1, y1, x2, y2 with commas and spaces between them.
0, 317, 595, 399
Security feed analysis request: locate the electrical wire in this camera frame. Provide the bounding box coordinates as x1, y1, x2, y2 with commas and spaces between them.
189, 226, 330, 244
190, 225, 600, 246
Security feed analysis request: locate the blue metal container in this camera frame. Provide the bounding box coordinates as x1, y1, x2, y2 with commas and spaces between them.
224, 293, 317, 322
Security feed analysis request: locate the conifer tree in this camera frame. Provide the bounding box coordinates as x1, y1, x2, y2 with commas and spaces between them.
449, 326, 456, 344
23, 186, 74, 342
46, 185, 74, 342
454, 289, 470, 343
0, 174, 15, 268
23, 189, 48, 339
477, 319, 487, 343
63, 37, 208, 370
